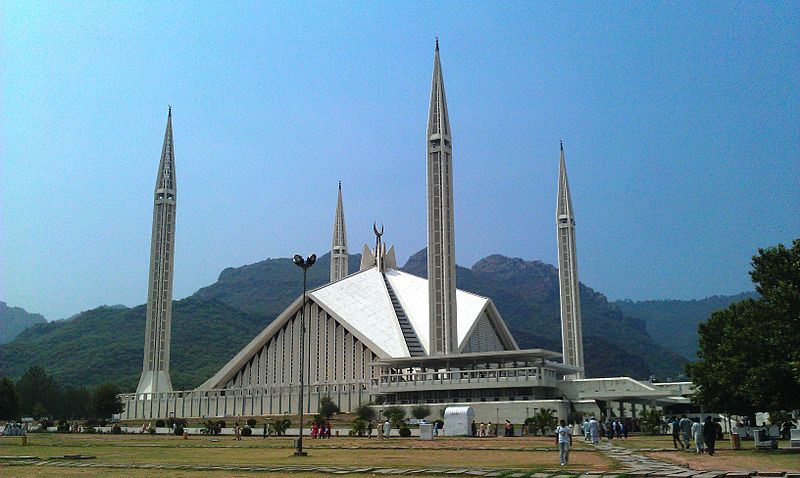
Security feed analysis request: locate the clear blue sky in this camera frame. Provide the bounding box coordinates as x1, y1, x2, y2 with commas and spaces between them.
2, 2, 798, 320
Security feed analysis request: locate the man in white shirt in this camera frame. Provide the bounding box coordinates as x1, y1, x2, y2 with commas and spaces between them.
555, 419, 573, 465
588, 416, 600, 444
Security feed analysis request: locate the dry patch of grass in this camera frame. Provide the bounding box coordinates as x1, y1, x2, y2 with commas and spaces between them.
0, 433, 615, 476
645, 449, 800, 472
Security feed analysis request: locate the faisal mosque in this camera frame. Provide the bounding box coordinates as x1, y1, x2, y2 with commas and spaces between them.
118, 41, 692, 424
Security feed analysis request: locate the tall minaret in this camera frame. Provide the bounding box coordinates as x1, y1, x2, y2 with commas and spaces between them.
427, 39, 458, 355
556, 141, 585, 378
330, 181, 348, 282
137, 107, 177, 394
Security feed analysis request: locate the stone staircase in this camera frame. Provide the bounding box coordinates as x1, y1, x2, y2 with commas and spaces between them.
382, 273, 425, 356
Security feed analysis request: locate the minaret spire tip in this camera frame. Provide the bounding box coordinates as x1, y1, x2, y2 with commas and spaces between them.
435, 37, 439, 51
168, 105, 172, 117
560, 140, 563, 151
338, 180, 341, 190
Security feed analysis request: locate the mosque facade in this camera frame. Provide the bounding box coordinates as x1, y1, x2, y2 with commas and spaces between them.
119, 42, 692, 423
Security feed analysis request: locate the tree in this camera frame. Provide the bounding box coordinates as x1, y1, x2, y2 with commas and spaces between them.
383, 406, 406, 427
355, 403, 376, 421
527, 408, 558, 435
411, 404, 430, 420
319, 396, 340, 419
687, 239, 800, 415
16, 366, 60, 416
91, 383, 123, 418
0, 377, 19, 420
638, 408, 665, 435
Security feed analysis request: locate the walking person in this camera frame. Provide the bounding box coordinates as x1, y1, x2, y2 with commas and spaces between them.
703, 416, 717, 456
582, 419, 590, 441
262, 422, 268, 439
382, 419, 391, 439
691, 417, 704, 454
367, 420, 373, 439
588, 416, 600, 444
555, 419, 573, 466
679, 415, 692, 449
670, 417, 684, 449
377, 419, 384, 439
479, 422, 486, 438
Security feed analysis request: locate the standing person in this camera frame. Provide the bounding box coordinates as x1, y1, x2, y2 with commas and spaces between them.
703, 416, 717, 456
504, 420, 512, 437
382, 419, 391, 439
377, 419, 384, 439
588, 416, 600, 444
583, 419, 590, 441
679, 415, 693, 449
234, 423, 242, 441
691, 417, 704, 454
326, 421, 332, 438
670, 417, 684, 449
487, 421, 493, 437
367, 420, 373, 439
555, 419, 573, 466
262, 422, 268, 439
479, 422, 486, 437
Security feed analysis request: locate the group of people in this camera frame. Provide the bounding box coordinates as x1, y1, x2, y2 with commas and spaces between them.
474, 421, 498, 437
670, 415, 721, 455
310, 421, 332, 439
366, 420, 393, 439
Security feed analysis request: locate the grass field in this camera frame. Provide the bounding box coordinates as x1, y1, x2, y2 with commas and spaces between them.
0, 433, 612, 478
605, 435, 800, 472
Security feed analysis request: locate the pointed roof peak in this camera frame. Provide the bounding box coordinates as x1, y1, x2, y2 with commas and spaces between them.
560, 140, 563, 151
435, 37, 439, 51
168, 105, 172, 117
338, 180, 342, 190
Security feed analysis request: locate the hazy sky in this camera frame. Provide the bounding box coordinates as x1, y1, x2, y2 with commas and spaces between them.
2, 2, 798, 320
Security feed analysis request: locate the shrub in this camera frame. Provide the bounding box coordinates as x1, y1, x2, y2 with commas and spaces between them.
411, 405, 430, 420
351, 419, 367, 437
39, 418, 54, 429
111, 424, 122, 435
319, 396, 340, 419
148, 426, 156, 435
355, 404, 376, 421
638, 409, 665, 435
246, 418, 257, 427
398, 427, 411, 437
57, 421, 71, 433
155, 419, 166, 428
383, 406, 406, 427
216, 420, 226, 430
241, 427, 253, 437
433, 419, 444, 429
174, 426, 184, 436
166, 417, 187, 429
272, 418, 290, 436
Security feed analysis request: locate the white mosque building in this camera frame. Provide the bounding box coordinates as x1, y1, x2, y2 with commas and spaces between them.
118, 41, 692, 424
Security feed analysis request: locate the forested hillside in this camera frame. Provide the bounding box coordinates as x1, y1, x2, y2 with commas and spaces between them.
0, 301, 47, 344
614, 292, 758, 359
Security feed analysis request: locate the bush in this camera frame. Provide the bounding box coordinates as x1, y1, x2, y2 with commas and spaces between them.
246, 418, 257, 427
319, 396, 340, 419
166, 417, 187, 429
241, 427, 253, 437
433, 419, 444, 429
355, 404, 376, 421
216, 420, 226, 430
155, 419, 166, 428
351, 419, 367, 437
272, 418, 290, 436
383, 406, 406, 427
174, 426, 184, 436
148, 426, 156, 435
111, 424, 122, 435
411, 405, 430, 420
39, 418, 54, 428
57, 421, 71, 433
638, 409, 665, 435
398, 427, 411, 437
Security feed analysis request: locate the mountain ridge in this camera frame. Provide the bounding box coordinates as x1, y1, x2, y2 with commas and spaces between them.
0, 301, 47, 344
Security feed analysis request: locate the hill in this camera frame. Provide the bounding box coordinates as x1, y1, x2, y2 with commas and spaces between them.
0, 301, 47, 344
613, 292, 758, 359
196, 249, 685, 379
0, 298, 268, 390
1, 249, 689, 389
400, 249, 683, 379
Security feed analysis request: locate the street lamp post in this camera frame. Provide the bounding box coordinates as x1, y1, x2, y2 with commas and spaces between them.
292, 253, 316, 457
